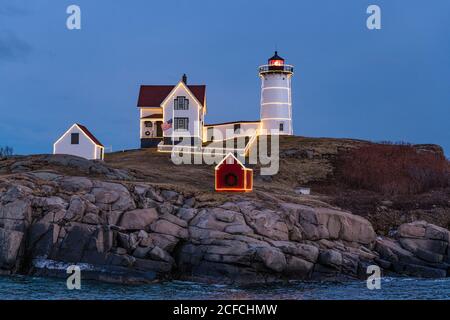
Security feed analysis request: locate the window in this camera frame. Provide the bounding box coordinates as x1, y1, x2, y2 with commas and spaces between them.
145, 121, 153, 128
71, 133, 79, 144
279, 123, 284, 132
174, 117, 189, 131
234, 124, 241, 134
207, 127, 214, 141
174, 96, 189, 110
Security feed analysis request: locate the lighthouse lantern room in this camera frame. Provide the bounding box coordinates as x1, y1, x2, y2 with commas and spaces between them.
259, 51, 294, 135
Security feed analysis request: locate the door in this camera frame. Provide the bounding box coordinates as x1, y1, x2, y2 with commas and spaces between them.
156, 121, 163, 137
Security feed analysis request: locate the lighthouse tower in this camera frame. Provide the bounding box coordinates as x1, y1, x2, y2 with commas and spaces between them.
259, 51, 294, 135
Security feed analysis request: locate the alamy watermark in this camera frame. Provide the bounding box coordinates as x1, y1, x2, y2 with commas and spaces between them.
367, 5, 381, 30
65, 5, 381, 31
366, 265, 381, 290
66, 5, 81, 30
167, 125, 280, 175
66, 265, 81, 290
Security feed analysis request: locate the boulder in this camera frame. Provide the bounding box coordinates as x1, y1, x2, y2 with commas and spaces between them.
160, 212, 188, 228
27, 222, 60, 257
107, 253, 135, 268
119, 208, 158, 230
56, 223, 97, 262
57, 176, 93, 193
132, 246, 151, 259
105, 211, 122, 226
82, 213, 103, 225
148, 246, 175, 264
398, 221, 426, 239
134, 258, 173, 273
318, 249, 343, 269
425, 224, 450, 242
117, 232, 139, 252
270, 241, 319, 263
1, 185, 32, 203
255, 246, 286, 272
177, 207, 197, 222
285, 255, 314, 277
183, 197, 196, 208
245, 209, 289, 241
375, 220, 450, 279
91, 188, 119, 204
148, 233, 179, 252
64, 196, 86, 221
92, 181, 135, 212
214, 209, 235, 223
161, 190, 178, 201
224, 224, 253, 235
400, 263, 447, 278
281, 203, 376, 245
0, 228, 24, 269
150, 220, 188, 239
399, 238, 447, 255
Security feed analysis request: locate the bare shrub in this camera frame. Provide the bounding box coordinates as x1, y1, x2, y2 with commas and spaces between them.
0, 146, 14, 158
336, 144, 449, 195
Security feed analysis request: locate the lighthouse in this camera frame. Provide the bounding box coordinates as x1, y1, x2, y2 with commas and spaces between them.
258, 51, 294, 135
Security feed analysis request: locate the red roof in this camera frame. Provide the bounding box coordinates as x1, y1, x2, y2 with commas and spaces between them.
137, 85, 206, 107
76, 124, 104, 147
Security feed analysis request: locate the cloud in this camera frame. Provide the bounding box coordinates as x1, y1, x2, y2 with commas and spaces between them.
0, 31, 32, 62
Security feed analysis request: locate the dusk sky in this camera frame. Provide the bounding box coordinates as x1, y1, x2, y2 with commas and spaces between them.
1, 0, 449, 155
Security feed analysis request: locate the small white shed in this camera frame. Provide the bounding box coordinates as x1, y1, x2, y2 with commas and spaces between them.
53, 123, 104, 160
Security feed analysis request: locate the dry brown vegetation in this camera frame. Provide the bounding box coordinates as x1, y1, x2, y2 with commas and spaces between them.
335, 144, 450, 195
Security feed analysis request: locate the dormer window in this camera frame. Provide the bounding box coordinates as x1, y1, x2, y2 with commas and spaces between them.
174, 96, 189, 110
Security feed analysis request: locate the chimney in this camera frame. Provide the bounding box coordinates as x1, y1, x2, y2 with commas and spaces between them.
182, 74, 187, 84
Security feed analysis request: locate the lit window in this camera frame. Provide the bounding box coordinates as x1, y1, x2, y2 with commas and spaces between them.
174, 96, 189, 110
71, 133, 79, 144
269, 59, 284, 66
174, 117, 189, 130
207, 127, 214, 141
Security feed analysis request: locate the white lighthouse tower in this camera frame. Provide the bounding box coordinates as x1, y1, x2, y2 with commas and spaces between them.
258, 51, 294, 135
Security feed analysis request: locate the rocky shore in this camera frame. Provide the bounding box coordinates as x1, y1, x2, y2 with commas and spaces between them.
1, 155, 449, 284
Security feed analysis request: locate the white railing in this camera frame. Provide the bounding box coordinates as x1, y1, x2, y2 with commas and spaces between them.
258, 64, 294, 74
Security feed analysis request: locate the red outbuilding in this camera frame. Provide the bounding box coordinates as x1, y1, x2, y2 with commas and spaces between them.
215, 153, 253, 192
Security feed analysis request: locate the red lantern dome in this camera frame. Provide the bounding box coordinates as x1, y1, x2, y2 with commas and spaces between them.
258, 51, 293, 75
268, 51, 285, 66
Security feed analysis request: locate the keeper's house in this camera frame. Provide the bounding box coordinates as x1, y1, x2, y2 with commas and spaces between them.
137, 52, 294, 154
53, 123, 104, 160
137, 74, 206, 148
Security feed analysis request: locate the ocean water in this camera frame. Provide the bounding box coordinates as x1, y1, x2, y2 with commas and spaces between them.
0, 275, 448, 300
